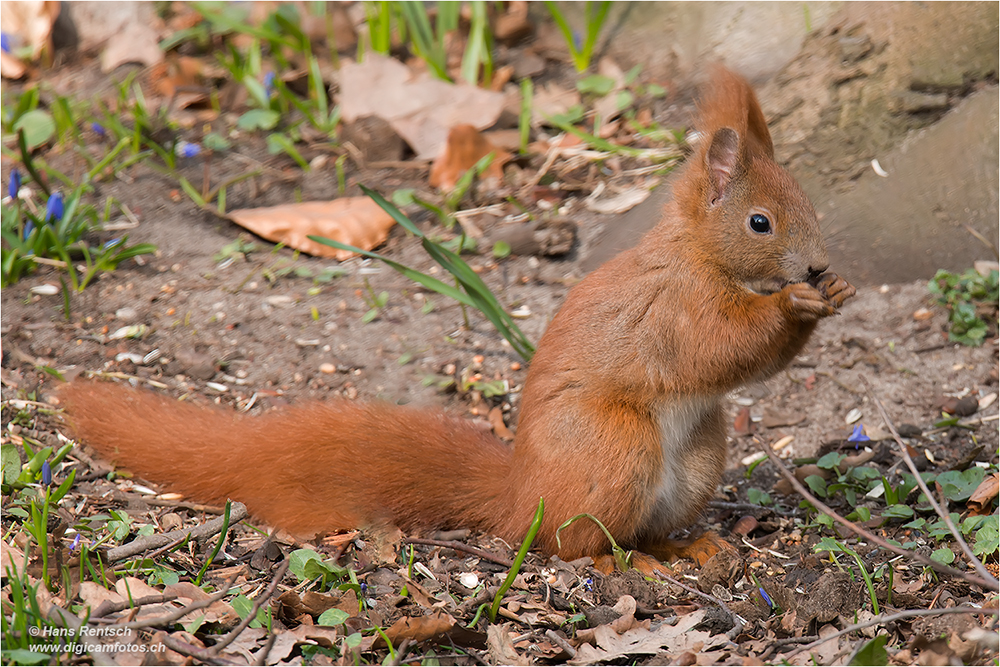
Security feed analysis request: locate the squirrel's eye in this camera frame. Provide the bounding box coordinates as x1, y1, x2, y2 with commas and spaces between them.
748, 213, 771, 234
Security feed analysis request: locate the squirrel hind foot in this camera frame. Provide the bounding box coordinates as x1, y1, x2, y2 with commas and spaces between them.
642, 531, 737, 568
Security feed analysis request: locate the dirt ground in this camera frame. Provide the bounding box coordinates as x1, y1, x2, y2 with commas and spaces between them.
2, 28, 998, 667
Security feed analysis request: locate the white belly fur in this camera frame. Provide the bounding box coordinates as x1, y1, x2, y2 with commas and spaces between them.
653, 396, 718, 518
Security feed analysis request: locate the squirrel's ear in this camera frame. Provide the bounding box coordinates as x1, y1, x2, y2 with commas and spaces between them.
706, 127, 739, 204
745, 90, 774, 158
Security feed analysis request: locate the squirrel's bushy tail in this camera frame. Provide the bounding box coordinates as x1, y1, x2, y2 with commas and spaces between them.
59, 381, 516, 539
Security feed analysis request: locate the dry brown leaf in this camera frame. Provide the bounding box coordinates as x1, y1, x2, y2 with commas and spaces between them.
968, 472, 999, 515
0, 0, 59, 60
150, 56, 207, 105
65, 2, 164, 71
100, 22, 163, 72
570, 608, 727, 665
396, 575, 434, 608
494, 1, 532, 44
0, 50, 27, 80
532, 82, 581, 127
164, 581, 238, 624
488, 406, 515, 441
1, 542, 27, 578
385, 611, 456, 643
340, 54, 505, 159
430, 124, 509, 191
228, 198, 396, 260
487, 625, 529, 665
300, 591, 341, 617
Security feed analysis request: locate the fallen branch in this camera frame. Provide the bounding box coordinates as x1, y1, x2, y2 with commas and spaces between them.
402, 537, 513, 567
106, 502, 248, 562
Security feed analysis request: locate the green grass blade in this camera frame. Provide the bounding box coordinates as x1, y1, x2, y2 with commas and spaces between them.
489, 498, 544, 622
307, 235, 476, 307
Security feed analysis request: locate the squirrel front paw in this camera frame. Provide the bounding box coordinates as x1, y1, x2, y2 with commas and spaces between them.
783, 282, 832, 321
812, 272, 856, 310
783, 272, 856, 321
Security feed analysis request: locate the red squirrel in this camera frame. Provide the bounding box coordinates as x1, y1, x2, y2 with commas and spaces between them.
59, 67, 855, 575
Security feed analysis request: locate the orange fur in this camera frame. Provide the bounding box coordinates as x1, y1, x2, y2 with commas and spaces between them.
60, 67, 855, 568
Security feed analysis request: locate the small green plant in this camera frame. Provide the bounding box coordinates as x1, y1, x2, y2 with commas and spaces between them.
361, 279, 389, 323
556, 512, 631, 573
311, 186, 536, 361
928, 267, 999, 346
489, 498, 543, 622
364, 1, 494, 85
2, 132, 157, 293
287, 548, 351, 591
544, 1, 613, 72
814, 536, 880, 614
467, 498, 544, 626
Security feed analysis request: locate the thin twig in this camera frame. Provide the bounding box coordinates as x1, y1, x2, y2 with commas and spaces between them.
106, 502, 248, 562
781, 606, 998, 662
89, 593, 179, 619
402, 537, 513, 567
862, 376, 1000, 591
653, 571, 744, 639
252, 630, 278, 666
161, 634, 237, 666
758, 442, 995, 589
209, 559, 290, 656
545, 629, 578, 658
757, 634, 819, 661
90, 574, 239, 630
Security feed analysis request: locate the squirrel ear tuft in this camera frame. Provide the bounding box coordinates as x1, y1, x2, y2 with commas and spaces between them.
706, 127, 739, 204
699, 66, 774, 160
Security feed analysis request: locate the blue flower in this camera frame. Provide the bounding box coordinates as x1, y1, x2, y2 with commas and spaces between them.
847, 424, 870, 443
1, 33, 10, 54
45, 192, 64, 223
758, 586, 774, 608
41, 460, 52, 486
23, 219, 34, 239
70, 534, 82, 552
8, 167, 20, 200
176, 141, 201, 158
91, 122, 106, 137
264, 71, 276, 99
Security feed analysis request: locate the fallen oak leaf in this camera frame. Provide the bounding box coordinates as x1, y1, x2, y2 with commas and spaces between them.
228, 198, 396, 260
